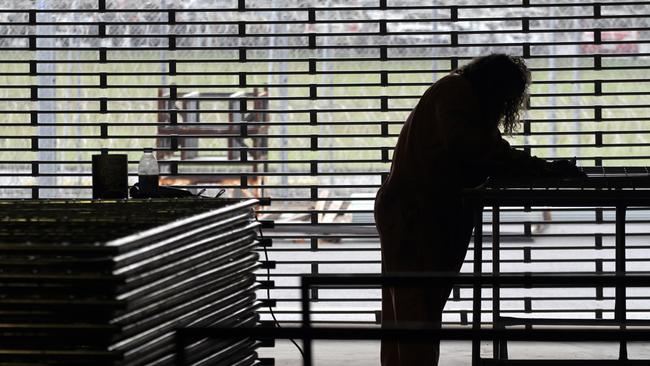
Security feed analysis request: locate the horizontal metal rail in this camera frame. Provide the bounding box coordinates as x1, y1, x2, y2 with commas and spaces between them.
173, 272, 650, 366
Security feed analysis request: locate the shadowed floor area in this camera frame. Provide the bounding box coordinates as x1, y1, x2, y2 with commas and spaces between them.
260, 340, 650, 365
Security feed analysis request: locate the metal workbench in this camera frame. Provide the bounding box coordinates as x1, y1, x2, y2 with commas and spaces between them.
464, 166, 650, 365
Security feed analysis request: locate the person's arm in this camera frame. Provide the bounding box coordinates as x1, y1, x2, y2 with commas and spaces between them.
471, 127, 586, 179
486, 134, 545, 177
433, 76, 583, 179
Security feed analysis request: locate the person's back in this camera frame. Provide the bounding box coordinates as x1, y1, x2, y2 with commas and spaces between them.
380, 73, 495, 203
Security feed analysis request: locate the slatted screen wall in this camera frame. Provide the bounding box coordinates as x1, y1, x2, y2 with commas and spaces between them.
0, 0, 648, 325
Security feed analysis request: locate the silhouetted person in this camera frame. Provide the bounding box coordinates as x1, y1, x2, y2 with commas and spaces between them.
374, 54, 582, 366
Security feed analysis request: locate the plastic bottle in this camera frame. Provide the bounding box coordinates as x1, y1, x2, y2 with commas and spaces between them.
138, 148, 159, 193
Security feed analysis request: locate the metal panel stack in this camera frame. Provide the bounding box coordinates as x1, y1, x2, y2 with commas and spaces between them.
0, 198, 264, 366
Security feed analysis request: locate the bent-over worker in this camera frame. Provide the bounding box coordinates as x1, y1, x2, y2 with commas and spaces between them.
374, 54, 583, 366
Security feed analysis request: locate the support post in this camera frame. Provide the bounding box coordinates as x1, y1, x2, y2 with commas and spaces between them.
36, 0, 57, 198
492, 205, 507, 359
472, 204, 484, 366
302, 277, 313, 366
615, 205, 627, 360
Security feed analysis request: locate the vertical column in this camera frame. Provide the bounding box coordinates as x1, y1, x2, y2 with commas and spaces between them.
276, 1, 290, 195
615, 205, 627, 360
163, 4, 175, 162
472, 204, 484, 366
571, 4, 582, 158
310, 186, 318, 250
160, 0, 169, 90
593, 3, 602, 167
521, 15, 531, 154
98, 0, 107, 166
235, 1, 248, 195
594, 80, 603, 164
450, 5, 458, 72
521, 3, 531, 156
320, 2, 334, 185
430, 3, 439, 77
547, 14, 558, 159
301, 277, 313, 366
379, 0, 388, 191
35, 0, 57, 198
492, 205, 507, 359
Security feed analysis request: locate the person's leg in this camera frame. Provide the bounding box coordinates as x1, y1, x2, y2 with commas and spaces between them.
377, 193, 402, 366
384, 213, 446, 366
377, 195, 473, 366
380, 285, 400, 366
392, 202, 473, 366
435, 202, 475, 314
391, 286, 443, 365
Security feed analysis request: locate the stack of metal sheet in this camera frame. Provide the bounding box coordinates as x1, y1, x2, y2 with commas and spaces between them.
0, 198, 263, 366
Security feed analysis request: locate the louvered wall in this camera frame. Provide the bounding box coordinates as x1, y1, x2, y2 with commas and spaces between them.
0, 0, 648, 325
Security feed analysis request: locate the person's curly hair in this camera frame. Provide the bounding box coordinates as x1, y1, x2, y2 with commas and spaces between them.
454, 54, 531, 135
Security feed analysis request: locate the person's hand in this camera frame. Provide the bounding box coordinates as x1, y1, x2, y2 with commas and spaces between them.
545, 158, 586, 178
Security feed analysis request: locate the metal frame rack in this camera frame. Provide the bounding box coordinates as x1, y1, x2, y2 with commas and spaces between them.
464, 167, 650, 365
0, 198, 267, 366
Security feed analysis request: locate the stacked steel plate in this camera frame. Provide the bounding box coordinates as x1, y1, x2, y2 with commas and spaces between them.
0, 198, 264, 366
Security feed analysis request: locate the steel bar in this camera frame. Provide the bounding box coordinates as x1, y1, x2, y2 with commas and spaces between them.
616, 205, 628, 360
473, 206, 484, 366
177, 325, 650, 343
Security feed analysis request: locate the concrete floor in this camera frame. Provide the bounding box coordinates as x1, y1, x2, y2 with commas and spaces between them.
259, 220, 650, 364
259, 340, 650, 365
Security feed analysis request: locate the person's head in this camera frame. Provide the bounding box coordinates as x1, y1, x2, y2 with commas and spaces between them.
454, 54, 531, 135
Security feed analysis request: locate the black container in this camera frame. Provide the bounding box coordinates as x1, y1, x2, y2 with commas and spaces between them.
92, 154, 128, 199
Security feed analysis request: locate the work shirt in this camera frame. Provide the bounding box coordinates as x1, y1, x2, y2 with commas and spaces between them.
380, 72, 545, 203
375, 72, 547, 273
